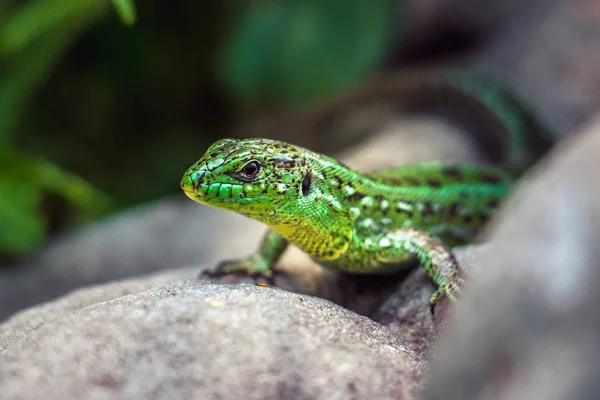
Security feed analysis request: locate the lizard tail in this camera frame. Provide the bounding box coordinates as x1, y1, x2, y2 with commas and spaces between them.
403, 68, 556, 175
296, 67, 557, 175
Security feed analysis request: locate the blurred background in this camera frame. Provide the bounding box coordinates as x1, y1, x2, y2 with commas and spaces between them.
1, 0, 599, 319
0, 0, 408, 263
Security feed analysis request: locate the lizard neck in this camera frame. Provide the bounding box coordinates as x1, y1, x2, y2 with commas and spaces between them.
261, 153, 359, 260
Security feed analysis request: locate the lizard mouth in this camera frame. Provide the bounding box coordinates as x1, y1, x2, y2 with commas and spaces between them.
180, 173, 202, 196
183, 190, 200, 201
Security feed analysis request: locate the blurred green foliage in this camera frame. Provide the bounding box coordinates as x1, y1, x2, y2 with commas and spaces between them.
221, 0, 401, 108
0, 0, 401, 259
0, 0, 135, 256
0, 142, 111, 254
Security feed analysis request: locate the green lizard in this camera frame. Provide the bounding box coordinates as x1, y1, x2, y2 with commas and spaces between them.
180, 70, 552, 304
181, 138, 512, 304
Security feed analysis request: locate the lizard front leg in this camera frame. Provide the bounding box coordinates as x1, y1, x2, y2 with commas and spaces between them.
367, 228, 465, 304
201, 229, 289, 281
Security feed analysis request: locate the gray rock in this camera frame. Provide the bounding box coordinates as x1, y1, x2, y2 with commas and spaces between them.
400, 0, 600, 138
424, 116, 600, 399
374, 244, 488, 357
0, 278, 426, 400
0, 239, 488, 399
474, 0, 600, 135
0, 201, 267, 322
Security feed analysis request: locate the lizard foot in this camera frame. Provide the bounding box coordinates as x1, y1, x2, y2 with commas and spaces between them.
429, 281, 462, 305
199, 255, 276, 285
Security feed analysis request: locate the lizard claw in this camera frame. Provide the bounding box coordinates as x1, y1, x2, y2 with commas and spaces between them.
199, 257, 277, 286
199, 259, 243, 278
429, 282, 462, 305
198, 262, 229, 279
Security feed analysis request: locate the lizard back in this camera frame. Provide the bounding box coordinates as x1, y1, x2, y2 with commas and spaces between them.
343, 161, 512, 247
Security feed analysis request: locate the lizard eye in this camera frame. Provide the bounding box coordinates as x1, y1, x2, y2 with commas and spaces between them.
241, 161, 260, 177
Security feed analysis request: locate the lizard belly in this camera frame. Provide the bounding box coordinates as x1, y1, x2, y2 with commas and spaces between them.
270, 222, 351, 261
317, 217, 419, 273
319, 243, 418, 273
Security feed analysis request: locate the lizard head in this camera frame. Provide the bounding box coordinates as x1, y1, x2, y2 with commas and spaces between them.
181, 138, 313, 219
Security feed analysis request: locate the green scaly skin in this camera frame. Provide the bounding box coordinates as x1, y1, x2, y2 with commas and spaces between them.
181, 138, 512, 304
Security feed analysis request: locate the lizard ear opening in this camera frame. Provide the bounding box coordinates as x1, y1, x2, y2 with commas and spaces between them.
302, 171, 312, 196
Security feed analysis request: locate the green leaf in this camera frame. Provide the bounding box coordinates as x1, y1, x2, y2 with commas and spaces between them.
0, 143, 113, 212
110, 0, 137, 26
220, 0, 403, 108
220, 2, 283, 104
0, 143, 113, 255
0, 179, 46, 255
0, 0, 105, 55
0, 0, 134, 256
0, 0, 109, 141
32, 157, 113, 212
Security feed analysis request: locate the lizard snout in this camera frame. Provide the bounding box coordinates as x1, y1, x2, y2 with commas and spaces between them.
180, 172, 202, 195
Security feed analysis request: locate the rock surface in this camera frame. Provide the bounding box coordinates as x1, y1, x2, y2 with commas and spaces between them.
424, 116, 600, 399
397, 0, 600, 137
1, 274, 429, 399
0, 240, 486, 400
0, 200, 265, 322
475, 0, 600, 135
